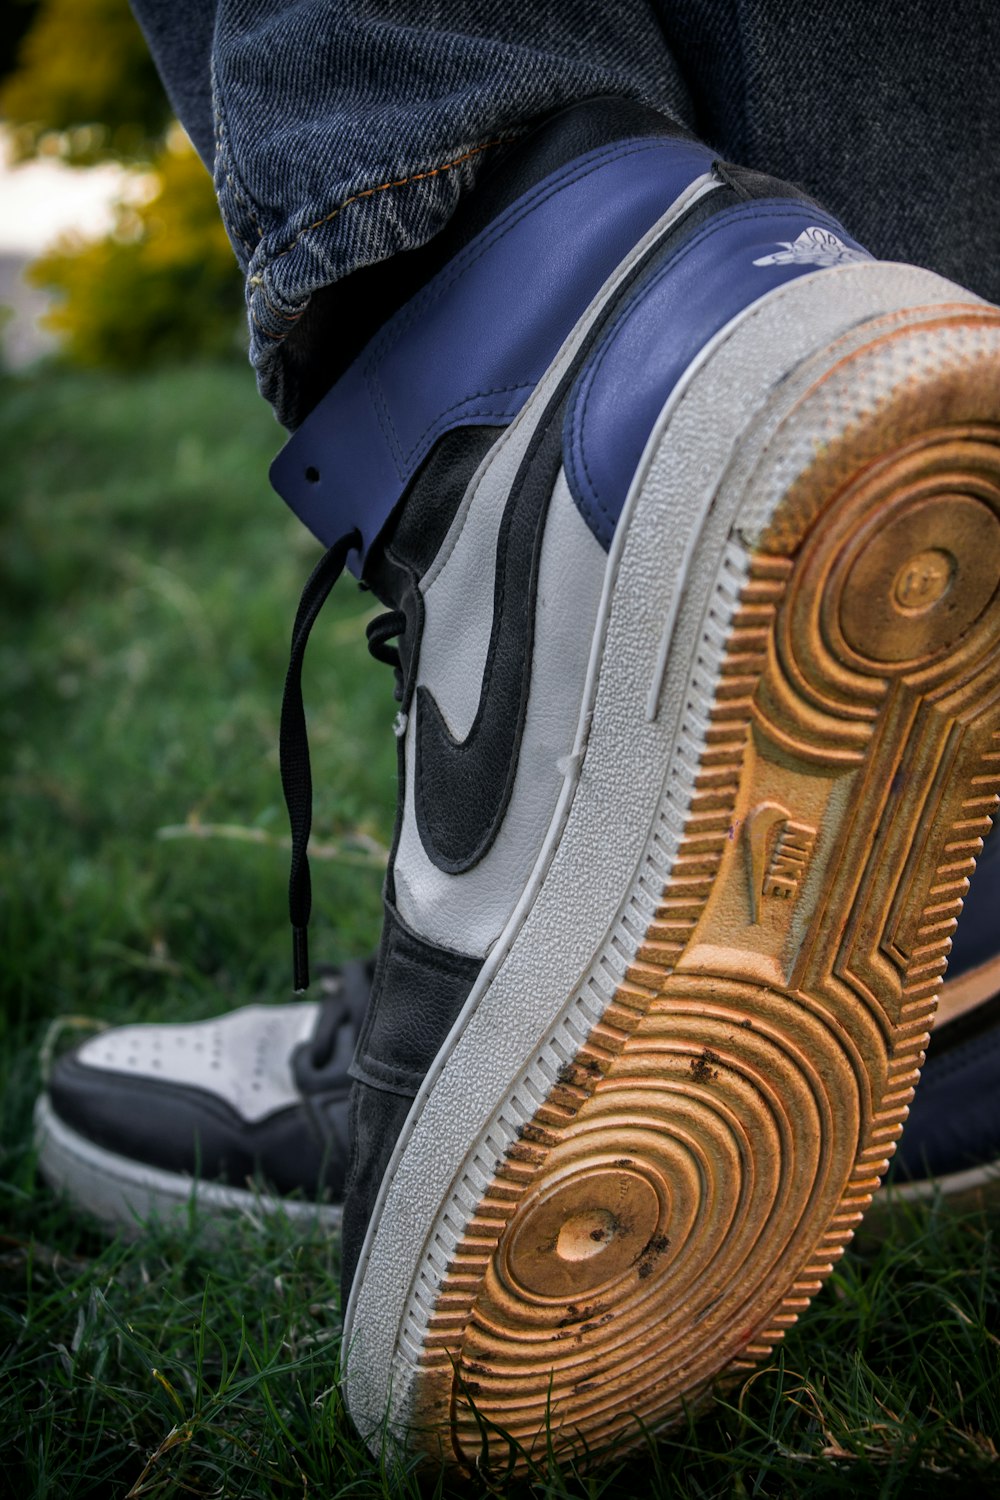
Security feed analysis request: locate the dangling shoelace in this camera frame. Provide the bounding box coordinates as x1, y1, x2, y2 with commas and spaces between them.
365, 609, 407, 700
278, 530, 406, 991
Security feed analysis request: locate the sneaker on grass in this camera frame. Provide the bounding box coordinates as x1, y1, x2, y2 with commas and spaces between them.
39, 98, 1000, 1474
891, 823, 1000, 1206
36, 961, 371, 1234
37, 925, 1000, 1237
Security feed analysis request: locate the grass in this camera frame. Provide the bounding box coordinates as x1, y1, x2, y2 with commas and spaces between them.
1, 361, 999, 1497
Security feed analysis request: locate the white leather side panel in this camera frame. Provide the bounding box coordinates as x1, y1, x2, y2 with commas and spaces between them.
394, 470, 606, 955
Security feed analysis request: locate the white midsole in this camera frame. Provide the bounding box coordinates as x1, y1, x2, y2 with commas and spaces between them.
34, 1096, 342, 1234
881, 1158, 1000, 1204
342, 259, 976, 1437
933, 952, 1000, 1028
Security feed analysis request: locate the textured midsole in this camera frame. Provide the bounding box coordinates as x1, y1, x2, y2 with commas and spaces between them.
35, 1097, 342, 1234
415, 433, 1000, 1456
344, 266, 1000, 1458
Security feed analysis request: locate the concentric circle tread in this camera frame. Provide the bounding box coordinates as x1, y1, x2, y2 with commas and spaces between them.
402, 317, 1000, 1471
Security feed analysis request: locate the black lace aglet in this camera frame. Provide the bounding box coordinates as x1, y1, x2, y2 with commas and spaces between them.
292, 926, 310, 993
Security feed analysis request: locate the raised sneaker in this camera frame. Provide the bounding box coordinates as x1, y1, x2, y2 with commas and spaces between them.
35, 961, 371, 1233
268, 101, 1000, 1469
38, 856, 1000, 1241
80, 93, 1000, 1468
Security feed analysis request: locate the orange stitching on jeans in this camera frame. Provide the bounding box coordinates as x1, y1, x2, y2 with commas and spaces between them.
266, 135, 521, 264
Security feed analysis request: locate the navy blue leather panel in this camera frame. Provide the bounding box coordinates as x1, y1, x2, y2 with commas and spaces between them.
270, 135, 716, 575
564, 204, 870, 548
948, 818, 1000, 978
894, 1016, 1000, 1181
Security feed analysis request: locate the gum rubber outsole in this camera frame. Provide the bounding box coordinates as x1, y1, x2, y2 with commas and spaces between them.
348, 294, 1000, 1471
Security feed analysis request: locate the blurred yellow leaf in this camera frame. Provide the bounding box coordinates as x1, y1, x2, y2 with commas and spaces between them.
29, 134, 245, 368
1, 0, 169, 164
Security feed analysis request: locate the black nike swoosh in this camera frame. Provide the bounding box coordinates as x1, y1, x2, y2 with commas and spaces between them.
411, 185, 727, 874
413, 383, 568, 874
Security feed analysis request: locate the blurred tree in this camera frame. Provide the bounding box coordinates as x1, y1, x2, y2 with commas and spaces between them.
2, 0, 244, 367
0, 1, 40, 94
0, 0, 170, 163
29, 128, 244, 368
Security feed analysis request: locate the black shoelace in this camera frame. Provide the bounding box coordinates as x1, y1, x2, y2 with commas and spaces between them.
278, 531, 406, 991
365, 609, 406, 699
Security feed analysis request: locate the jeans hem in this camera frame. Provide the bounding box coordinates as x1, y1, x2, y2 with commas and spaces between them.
232, 134, 524, 427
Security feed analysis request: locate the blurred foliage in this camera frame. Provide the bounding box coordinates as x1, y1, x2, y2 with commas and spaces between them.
0, 0, 39, 92
0, 0, 169, 164
29, 129, 244, 369
2, 0, 245, 368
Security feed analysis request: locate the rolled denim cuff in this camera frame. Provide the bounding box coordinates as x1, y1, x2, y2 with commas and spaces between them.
221, 131, 519, 428
197, 1, 690, 427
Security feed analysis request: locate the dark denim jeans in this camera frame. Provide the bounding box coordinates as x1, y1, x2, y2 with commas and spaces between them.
132, 1, 1000, 427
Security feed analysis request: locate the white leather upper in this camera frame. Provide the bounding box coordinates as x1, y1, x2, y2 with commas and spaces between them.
76, 1002, 320, 1122
394, 464, 605, 956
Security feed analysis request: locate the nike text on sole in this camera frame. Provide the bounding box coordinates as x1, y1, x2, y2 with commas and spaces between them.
343, 275, 1000, 1469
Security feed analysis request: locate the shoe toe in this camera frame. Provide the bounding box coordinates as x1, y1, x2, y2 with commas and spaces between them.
45, 1002, 352, 1201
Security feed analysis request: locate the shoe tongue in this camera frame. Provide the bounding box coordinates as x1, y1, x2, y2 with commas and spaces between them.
361, 424, 503, 720
296, 960, 374, 1089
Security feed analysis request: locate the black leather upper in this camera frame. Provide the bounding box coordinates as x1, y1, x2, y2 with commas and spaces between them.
350, 900, 482, 1098
47, 962, 372, 1204
49, 1053, 352, 1200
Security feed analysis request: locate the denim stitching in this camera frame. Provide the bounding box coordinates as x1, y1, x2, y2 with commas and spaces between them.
214, 135, 254, 258
249, 287, 309, 340
212, 62, 264, 253
257, 289, 304, 323
253, 320, 301, 341
251, 136, 524, 357
266, 136, 521, 265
